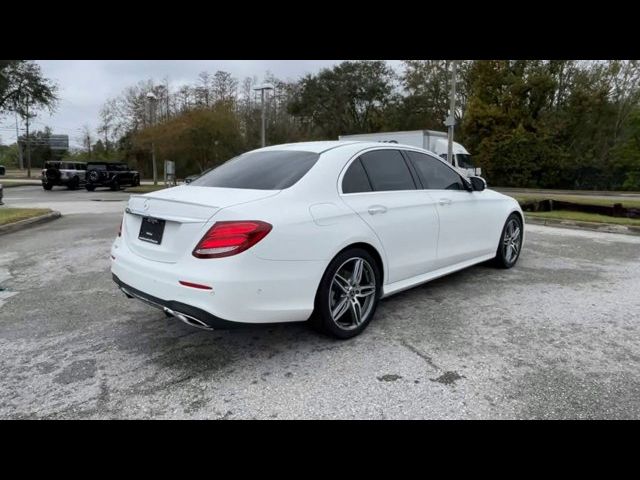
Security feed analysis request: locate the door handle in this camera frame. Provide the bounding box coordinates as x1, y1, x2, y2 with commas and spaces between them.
438, 198, 452, 206
367, 205, 387, 215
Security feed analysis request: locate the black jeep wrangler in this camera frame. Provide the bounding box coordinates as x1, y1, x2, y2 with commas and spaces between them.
41, 161, 87, 190
85, 162, 140, 191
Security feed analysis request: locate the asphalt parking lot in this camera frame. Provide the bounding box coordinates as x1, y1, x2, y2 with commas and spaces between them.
1, 185, 640, 419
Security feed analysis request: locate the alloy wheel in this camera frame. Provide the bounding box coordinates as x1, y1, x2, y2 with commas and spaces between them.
328, 257, 377, 330
503, 218, 522, 264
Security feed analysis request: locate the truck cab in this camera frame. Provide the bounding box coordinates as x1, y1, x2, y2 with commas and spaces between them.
427, 136, 479, 177
338, 130, 481, 178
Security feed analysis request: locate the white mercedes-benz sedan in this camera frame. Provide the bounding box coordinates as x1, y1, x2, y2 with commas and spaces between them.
111, 141, 524, 338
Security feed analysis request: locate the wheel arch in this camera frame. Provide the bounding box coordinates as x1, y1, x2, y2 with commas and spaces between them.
333, 242, 385, 285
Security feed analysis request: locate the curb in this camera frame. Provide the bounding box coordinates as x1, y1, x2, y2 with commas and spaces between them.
525, 215, 640, 236
0, 211, 62, 236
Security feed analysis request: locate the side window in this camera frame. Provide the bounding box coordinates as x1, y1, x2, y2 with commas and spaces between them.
406, 151, 465, 191
342, 158, 372, 193
359, 150, 416, 192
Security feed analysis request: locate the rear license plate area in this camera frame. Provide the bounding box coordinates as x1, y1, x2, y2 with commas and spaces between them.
138, 217, 165, 245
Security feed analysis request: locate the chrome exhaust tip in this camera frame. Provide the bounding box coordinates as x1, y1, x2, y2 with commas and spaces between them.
163, 307, 214, 331
120, 287, 134, 299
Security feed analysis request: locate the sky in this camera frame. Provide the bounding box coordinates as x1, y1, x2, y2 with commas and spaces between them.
0, 60, 403, 149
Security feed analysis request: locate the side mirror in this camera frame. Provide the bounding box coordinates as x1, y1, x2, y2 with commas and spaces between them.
0, 165, 5, 176
469, 176, 486, 192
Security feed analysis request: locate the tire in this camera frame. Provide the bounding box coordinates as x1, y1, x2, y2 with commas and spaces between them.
85, 184, 96, 192
110, 179, 120, 191
87, 169, 101, 183
42, 183, 53, 191
494, 213, 523, 269
310, 248, 382, 339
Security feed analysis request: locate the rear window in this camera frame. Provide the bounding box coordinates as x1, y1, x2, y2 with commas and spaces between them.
342, 158, 372, 193
89, 164, 107, 170
191, 150, 320, 190
359, 150, 416, 192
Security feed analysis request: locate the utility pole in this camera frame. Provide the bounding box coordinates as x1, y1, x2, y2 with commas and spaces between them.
445, 60, 458, 167
253, 84, 274, 147
15, 110, 23, 170
147, 92, 158, 185
25, 97, 32, 178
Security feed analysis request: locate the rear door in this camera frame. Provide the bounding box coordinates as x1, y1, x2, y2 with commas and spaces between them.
339, 148, 440, 284
405, 150, 496, 267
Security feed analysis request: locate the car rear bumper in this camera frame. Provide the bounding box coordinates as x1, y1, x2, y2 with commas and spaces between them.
113, 274, 239, 329
110, 236, 326, 326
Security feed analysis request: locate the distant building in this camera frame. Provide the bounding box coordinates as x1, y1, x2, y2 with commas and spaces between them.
18, 134, 69, 151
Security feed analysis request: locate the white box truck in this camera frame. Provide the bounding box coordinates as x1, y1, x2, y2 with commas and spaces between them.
338, 130, 480, 177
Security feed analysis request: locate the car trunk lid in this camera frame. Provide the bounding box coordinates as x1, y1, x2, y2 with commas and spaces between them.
123, 185, 279, 263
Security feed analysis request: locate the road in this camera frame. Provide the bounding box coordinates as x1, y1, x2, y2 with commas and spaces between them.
1, 186, 640, 419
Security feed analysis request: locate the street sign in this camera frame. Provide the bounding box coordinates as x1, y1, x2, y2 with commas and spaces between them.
164, 160, 176, 186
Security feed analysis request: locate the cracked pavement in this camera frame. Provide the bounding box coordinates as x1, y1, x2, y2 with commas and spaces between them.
1, 186, 640, 419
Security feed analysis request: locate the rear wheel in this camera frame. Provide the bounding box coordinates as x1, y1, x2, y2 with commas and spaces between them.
494, 213, 523, 269
311, 248, 381, 339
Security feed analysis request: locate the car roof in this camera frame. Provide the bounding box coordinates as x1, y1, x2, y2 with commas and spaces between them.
254, 141, 366, 154
252, 140, 433, 155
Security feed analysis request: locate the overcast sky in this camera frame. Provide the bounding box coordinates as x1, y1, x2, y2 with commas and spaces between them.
0, 60, 402, 148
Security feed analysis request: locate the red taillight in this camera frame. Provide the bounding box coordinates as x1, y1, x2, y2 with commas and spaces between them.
193, 221, 272, 259
179, 280, 213, 290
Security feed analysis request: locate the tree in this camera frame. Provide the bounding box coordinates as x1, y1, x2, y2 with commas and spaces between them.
288, 61, 397, 138
385, 60, 472, 132
133, 101, 244, 176
211, 71, 238, 105
0, 61, 58, 115
81, 124, 93, 159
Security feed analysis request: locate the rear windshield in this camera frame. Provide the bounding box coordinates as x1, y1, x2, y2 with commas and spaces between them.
191, 150, 320, 190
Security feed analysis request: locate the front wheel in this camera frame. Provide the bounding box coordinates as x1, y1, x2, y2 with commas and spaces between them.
42, 183, 53, 191
110, 179, 120, 191
85, 184, 96, 192
494, 213, 523, 269
310, 248, 381, 339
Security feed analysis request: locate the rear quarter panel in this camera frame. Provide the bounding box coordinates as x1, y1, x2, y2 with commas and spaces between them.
214, 189, 384, 264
